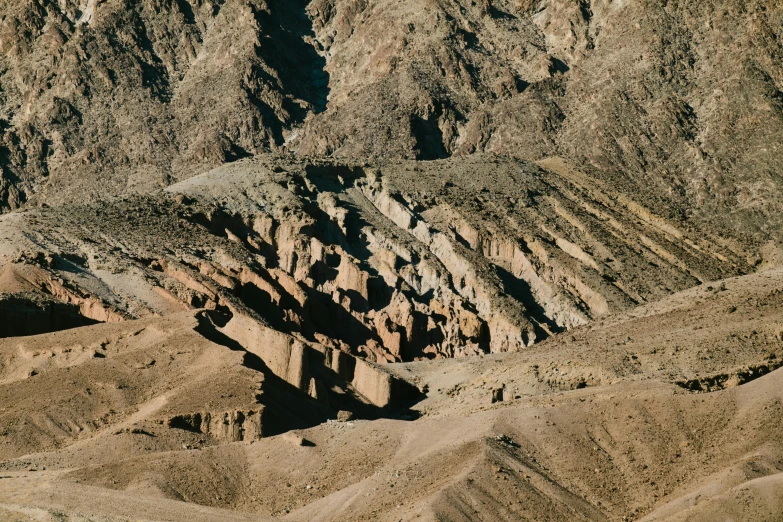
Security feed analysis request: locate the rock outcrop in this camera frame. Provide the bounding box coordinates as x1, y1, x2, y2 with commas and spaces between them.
0, 156, 748, 380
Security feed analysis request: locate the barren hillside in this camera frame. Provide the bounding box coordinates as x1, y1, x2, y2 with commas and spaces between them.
1, 0, 782, 239
0, 0, 782, 521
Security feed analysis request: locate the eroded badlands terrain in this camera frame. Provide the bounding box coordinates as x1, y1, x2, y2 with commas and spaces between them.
1, 0, 783, 520
0, 156, 781, 521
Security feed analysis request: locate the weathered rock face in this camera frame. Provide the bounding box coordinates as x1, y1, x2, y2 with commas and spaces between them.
0, 156, 748, 374
167, 409, 264, 442
1, 4, 782, 519
0, 0, 328, 208
0, 309, 338, 458
0, 0, 781, 244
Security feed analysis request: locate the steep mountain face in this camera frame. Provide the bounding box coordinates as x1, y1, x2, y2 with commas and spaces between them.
296, 0, 783, 240
295, 0, 562, 160
1, 0, 781, 243
551, 0, 783, 241
0, 0, 327, 208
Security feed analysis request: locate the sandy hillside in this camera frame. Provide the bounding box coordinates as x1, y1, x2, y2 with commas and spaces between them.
1, 265, 782, 521
0, 157, 782, 520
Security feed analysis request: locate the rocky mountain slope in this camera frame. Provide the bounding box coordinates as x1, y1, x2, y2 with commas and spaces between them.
1, 0, 782, 241
0, 154, 776, 520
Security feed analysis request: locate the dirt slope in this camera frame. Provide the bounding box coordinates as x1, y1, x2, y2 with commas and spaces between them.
1, 267, 782, 521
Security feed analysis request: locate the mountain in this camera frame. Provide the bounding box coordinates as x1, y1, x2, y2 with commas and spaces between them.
1, 0, 782, 241
1, 1, 782, 520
